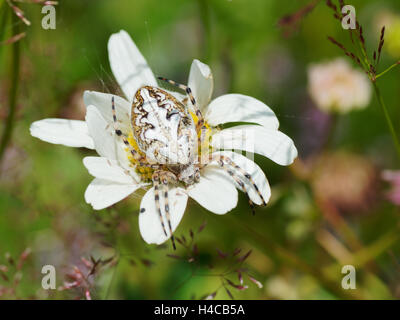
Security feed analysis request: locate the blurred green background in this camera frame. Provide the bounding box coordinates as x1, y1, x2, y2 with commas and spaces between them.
1, 0, 400, 299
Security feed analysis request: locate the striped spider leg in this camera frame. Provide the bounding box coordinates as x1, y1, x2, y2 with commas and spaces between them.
201, 153, 268, 215
152, 170, 178, 250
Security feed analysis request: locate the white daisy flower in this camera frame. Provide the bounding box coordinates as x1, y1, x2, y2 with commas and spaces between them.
30, 30, 297, 247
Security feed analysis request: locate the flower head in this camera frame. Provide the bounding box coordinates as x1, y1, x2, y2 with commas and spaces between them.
30, 30, 297, 246
307, 58, 372, 113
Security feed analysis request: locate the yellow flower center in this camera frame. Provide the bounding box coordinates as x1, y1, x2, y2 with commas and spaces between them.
125, 133, 153, 182
189, 110, 213, 155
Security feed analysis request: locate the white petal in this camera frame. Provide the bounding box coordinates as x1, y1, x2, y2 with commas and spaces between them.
212, 125, 297, 166
188, 59, 213, 112
187, 166, 238, 214
108, 30, 157, 101
84, 178, 140, 210
83, 91, 131, 133
139, 187, 188, 245
85, 105, 128, 163
30, 119, 94, 149
83, 156, 139, 184
205, 94, 279, 129
211, 151, 271, 205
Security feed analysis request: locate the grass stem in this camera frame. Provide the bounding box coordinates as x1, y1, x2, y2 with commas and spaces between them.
375, 62, 400, 80
0, 10, 20, 163
372, 81, 400, 161
197, 0, 212, 63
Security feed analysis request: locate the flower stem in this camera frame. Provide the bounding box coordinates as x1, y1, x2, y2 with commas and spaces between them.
372, 81, 400, 161
322, 112, 338, 150
0, 9, 20, 163
0, 1, 8, 36
197, 0, 212, 63
0, 0, 10, 57
375, 61, 400, 80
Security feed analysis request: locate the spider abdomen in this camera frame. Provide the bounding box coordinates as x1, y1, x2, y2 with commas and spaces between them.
131, 86, 197, 166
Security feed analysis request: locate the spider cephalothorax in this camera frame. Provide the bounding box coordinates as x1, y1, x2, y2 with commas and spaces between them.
111, 78, 267, 249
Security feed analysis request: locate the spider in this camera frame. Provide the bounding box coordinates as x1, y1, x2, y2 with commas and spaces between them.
111, 77, 267, 249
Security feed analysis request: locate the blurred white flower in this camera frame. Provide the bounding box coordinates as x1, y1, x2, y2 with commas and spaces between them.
30, 30, 297, 246
307, 58, 372, 113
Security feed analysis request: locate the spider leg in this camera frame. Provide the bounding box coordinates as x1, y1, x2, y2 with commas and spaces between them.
152, 171, 168, 238
152, 170, 178, 250
111, 96, 160, 169
204, 154, 268, 209
160, 171, 178, 250
216, 159, 256, 215
157, 77, 205, 129
162, 185, 175, 250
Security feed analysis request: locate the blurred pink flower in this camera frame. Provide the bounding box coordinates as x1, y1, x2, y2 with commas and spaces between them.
382, 170, 400, 205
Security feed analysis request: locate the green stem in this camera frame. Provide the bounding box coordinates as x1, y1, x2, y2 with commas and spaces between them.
375, 62, 400, 80
0, 0, 9, 58
0, 1, 8, 37
0, 10, 20, 163
322, 112, 338, 150
372, 81, 400, 161
323, 227, 400, 275
197, 0, 212, 63
103, 257, 119, 300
